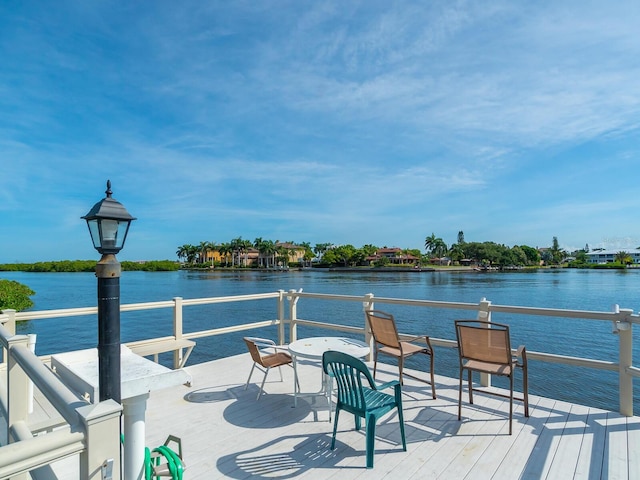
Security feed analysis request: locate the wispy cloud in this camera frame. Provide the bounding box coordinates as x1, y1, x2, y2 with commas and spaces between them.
1, 0, 639, 261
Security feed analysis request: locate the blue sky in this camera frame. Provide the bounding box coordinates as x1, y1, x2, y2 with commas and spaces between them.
1, 1, 639, 263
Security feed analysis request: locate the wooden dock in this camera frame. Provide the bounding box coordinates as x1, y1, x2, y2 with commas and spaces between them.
28, 354, 640, 478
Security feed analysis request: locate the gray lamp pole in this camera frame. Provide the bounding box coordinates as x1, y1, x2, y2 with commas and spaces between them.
82, 180, 135, 403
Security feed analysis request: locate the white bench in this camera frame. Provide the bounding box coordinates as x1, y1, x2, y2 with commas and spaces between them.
126, 338, 195, 369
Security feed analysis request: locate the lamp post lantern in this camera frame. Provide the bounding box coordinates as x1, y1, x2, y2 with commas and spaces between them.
82, 180, 136, 403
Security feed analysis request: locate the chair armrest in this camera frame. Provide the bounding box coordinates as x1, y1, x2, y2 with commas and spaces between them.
245, 337, 276, 347
375, 379, 400, 391
270, 345, 291, 352
514, 345, 527, 366
246, 337, 290, 354
401, 335, 434, 353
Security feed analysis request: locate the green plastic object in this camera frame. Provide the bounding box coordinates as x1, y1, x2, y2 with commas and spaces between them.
122, 433, 185, 480
144, 437, 185, 480
322, 350, 407, 468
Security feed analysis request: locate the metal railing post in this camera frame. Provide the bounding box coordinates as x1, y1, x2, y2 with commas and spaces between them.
363, 293, 375, 362
613, 305, 634, 416
477, 297, 492, 388
172, 297, 184, 369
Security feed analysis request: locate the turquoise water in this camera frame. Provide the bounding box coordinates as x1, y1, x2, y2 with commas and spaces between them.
2, 268, 639, 412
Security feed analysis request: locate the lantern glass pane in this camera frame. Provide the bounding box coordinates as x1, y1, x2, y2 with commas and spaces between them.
101, 219, 119, 250
87, 219, 101, 249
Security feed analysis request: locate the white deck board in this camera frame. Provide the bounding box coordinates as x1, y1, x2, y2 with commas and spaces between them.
5, 352, 640, 479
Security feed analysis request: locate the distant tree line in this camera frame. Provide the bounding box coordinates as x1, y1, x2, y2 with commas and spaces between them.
0, 260, 179, 273
177, 231, 551, 269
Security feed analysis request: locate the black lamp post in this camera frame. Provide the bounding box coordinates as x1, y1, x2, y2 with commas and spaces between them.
82, 180, 135, 403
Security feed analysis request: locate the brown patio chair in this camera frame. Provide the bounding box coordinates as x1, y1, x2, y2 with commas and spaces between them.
455, 320, 529, 435
243, 337, 296, 400
365, 310, 436, 399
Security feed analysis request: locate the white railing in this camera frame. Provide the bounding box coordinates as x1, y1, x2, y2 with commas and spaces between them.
1, 289, 638, 426
0, 319, 122, 480
1, 289, 638, 477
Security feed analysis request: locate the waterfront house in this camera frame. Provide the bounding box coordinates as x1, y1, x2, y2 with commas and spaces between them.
585, 248, 640, 265
366, 247, 420, 266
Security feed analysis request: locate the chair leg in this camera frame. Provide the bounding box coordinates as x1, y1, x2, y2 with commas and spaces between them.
397, 403, 407, 451
372, 351, 378, 379
257, 367, 270, 400
398, 357, 404, 385
523, 364, 530, 417
509, 374, 514, 435
467, 369, 474, 404
331, 408, 340, 450
429, 353, 436, 399
245, 363, 256, 390
366, 413, 376, 468
458, 367, 463, 421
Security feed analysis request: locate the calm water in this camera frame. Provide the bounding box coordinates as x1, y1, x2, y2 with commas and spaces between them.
2, 268, 639, 412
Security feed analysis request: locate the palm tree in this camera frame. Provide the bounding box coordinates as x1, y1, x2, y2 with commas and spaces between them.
449, 243, 465, 264
255, 238, 276, 268
238, 238, 253, 267
313, 243, 333, 263
176, 244, 199, 264
298, 242, 315, 267
218, 242, 232, 267
425, 233, 447, 258
273, 244, 285, 267
176, 245, 190, 263
424, 233, 438, 254
198, 241, 212, 265
615, 251, 632, 265
230, 237, 245, 266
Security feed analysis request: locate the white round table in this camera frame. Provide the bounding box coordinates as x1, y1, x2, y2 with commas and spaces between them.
288, 336, 370, 360
288, 336, 370, 418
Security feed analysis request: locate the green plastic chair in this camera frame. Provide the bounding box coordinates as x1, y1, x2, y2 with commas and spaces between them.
322, 350, 407, 468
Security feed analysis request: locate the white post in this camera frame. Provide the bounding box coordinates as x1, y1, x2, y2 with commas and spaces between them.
172, 297, 183, 369
78, 399, 123, 480
27, 334, 37, 414
122, 394, 150, 480
477, 298, 492, 388
277, 290, 286, 344
363, 293, 375, 362
288, 289, 300, 343
2, 309, 17, 335
613, 306, 634, 416
8, 336, 30, 444
1, 309, 17, 368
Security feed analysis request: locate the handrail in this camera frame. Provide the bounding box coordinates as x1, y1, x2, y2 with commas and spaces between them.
11, 344, 87, 424
2, 290, 638, 417
1, 322, 122, 479
1, 423, 85, 478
